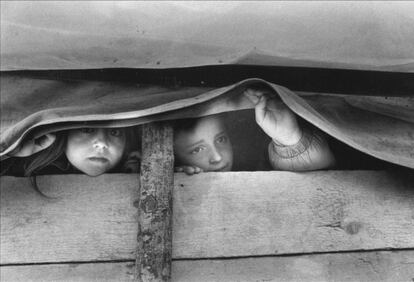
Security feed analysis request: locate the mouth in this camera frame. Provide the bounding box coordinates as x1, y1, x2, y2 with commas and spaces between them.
88, 157, 109, 164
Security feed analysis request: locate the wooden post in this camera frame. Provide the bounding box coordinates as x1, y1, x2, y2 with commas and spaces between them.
136, 122, 174, 282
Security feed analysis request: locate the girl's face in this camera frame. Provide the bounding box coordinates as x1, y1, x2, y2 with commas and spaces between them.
65, 128, 127, 176
174, 116, 233, 172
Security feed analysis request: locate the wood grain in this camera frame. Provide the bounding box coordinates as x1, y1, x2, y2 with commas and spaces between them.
1, 262, 135, 282
1, 170, 413, 264
0, 174, 138, 264
173, 170, 414, 258
137, 123, 174, 281
172, 250, 414, 282
2, 251, 413, 282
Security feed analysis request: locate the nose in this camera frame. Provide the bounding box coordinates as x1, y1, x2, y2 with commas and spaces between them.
93, 142, 108, 151
209, 147, 223, 164
93, 130, 109, 152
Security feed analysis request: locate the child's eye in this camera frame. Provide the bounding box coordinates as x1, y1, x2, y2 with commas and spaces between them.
216, 136, 227, 144
110, 129, 123, 137
190, 146, 204, 154
80, 128, 95, 134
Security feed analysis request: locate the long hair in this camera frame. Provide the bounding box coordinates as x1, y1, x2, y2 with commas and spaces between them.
24, 132, 68, 177
0, 132, 68, 178
115, 126, 139, 172
23, 131, 68, 194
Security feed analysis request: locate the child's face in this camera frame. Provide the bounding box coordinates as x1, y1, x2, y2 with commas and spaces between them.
65, 128, 126, 176
174, 116, 233, 172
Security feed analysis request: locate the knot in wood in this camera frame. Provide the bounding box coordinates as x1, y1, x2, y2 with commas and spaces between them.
142, 195, 158, 214
345, 221, 362, 235
133, 200, 140, 209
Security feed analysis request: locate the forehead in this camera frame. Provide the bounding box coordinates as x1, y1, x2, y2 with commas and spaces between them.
69, 128, 125, 134
67, 128, 127, 141
175, 116, 226, 143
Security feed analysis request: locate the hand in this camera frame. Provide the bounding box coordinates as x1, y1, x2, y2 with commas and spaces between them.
123, 151, 141, 173
244, 88, 302, 146
174, 165, 203, 175
10, 133, 56, 157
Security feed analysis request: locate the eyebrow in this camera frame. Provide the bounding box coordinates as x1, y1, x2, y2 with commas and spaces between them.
186, 131, 226, 149
187, 140, 204, 148
214, 131, 225, 138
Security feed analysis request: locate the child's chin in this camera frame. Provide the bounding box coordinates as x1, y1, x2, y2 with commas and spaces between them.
81, 168, 108, 177
212, 164, 232, 172
222, 165, 232, 172
86, 172, 104, 177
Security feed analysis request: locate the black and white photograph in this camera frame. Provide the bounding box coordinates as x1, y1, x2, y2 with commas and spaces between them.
0, 1, 413, 281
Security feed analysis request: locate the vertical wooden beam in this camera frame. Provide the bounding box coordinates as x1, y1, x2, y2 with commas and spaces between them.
136, 122, 174, 282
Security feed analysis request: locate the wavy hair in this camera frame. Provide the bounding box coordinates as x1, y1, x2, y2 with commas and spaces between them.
22, 131, 68, 194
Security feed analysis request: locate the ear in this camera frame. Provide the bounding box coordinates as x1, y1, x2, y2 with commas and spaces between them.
10, 134, 56, 157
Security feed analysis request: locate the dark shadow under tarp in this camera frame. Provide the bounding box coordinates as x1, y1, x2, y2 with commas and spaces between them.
1, 74, 413, 169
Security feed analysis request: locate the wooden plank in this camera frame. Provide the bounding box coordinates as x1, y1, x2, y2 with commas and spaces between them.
137, 123, 174, 281
0, 174, 138, 264
1, 262, 135, 282
1, 170, 414, 264
2, 251, 414, 282
173, 170, 414, 258
172, 250, 414, 282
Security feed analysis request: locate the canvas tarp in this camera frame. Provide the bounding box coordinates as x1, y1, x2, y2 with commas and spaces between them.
1, 1, 414, 72
1, 2, 413, 168
1, 74, 413, 169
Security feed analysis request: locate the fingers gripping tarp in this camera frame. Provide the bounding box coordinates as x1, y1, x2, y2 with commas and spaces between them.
1, 75, 413, 168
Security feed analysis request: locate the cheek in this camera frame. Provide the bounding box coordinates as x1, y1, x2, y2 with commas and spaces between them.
225, 149, 233, 161
65, 138, 87, 160
220, 143, 233, 160
188, 154, 207, 166
65, 144, 91, 174
176, 151, 193, 164
174, 146, 189, 163
109, 139, 126, 159
176, 151, 209, 168
66, 134, 90, 150
220, 145, 233, 171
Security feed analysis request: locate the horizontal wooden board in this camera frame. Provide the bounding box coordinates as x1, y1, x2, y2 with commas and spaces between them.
172, 250, 414, 282
2, 250, 414, 282
1, 262, 135, 282
1, 170, 414, 264
1, 174, 139, 264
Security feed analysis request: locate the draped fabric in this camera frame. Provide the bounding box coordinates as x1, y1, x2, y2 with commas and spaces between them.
1, 75, 413, 168
1, 2, 413, 168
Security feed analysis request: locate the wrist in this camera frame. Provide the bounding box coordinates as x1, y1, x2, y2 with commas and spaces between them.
270, 127, 313, 159
272, 127, 303, 147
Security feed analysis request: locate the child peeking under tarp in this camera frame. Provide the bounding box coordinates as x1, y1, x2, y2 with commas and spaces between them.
173, 88, 336, 175
1, 127, 141, 178
2, 88, 336, 180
